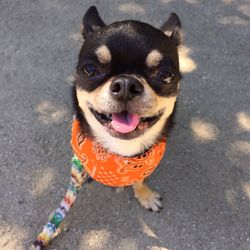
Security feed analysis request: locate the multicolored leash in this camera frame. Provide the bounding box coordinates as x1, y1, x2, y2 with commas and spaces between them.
34, 155, 88, 249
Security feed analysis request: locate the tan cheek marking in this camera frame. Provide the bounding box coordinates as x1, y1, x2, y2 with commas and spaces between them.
95, 45, 112, 64
146, 50, 163, 68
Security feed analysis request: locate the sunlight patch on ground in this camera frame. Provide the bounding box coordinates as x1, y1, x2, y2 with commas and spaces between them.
227, 140, 250, 164
140, 219, 158, 239
238, 4, 250, 17
118, 3, 145, 14
80, 229, 110, 249
185, 0, 198, 4
225, 188, 238, 210
118, 238, 138, 250
67, 74, 75, 86
0, 223, 27, 250
36, 100, 68, 124
160, 0, 173, 3
150, 246, 172, 250
190, 118, 219, 142
179, 45, 197, 74
236, 112, 250, 132
70, 32, 83, 43
31, 167, 55, 197
230, 140, 250, 156
221, 0, 235, 4
218, 16, 248, 26
242, 182, 250, 199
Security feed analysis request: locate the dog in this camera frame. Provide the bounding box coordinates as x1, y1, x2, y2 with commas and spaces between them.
34, 6, 182, 249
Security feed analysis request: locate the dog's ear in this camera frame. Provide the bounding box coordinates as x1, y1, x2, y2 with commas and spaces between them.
82, 6, 106, 37
161, 13, 182, 46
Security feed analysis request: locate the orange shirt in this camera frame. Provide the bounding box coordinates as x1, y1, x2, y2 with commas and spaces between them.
71, 119, 166, 187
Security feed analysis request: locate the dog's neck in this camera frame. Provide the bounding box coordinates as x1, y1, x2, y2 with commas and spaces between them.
76, 113, 168, 157
71, 118, 166, 187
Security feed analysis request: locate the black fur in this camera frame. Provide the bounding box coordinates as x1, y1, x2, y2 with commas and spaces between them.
82, 6, 106, 36
160, 13, 182, 47
73, 6, 182, 145
76, 19, 181, 96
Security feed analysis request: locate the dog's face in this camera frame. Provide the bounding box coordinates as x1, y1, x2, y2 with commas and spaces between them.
74, 6, 182, 156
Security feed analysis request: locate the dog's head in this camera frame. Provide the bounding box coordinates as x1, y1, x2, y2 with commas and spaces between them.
73, 6, 182, 156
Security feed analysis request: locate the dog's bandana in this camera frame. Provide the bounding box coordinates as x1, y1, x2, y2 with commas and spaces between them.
71, 119, 166, 187
34, 119, 166, 249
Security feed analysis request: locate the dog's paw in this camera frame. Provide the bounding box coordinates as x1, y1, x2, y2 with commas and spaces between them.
133, 185, 162, 212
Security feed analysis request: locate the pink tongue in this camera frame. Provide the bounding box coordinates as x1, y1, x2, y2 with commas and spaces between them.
111, 113, 139, 133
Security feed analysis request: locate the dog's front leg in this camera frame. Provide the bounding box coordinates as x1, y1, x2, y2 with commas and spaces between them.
34, 155, 88, 249
132, 180, 162, 212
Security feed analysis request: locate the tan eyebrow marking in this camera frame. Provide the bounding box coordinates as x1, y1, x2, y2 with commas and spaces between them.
95, 45, 112, 64
145, 49, 163, 68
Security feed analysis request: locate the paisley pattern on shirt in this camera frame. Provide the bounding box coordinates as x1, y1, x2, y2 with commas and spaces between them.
71, 119, 166, 187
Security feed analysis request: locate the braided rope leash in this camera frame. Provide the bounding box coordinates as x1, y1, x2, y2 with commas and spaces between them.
34, 155, 88, 249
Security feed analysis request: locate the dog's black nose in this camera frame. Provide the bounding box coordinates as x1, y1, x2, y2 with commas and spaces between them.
110, 76, 143, 101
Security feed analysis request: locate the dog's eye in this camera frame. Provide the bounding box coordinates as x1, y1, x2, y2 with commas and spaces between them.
161, 71, 175, 84
83, 64, 99, 77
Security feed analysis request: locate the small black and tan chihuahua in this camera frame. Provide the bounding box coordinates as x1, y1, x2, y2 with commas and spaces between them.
34, 6, 182, 249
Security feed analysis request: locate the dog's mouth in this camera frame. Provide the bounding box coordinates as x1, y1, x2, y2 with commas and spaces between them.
89, 107, 163, 139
